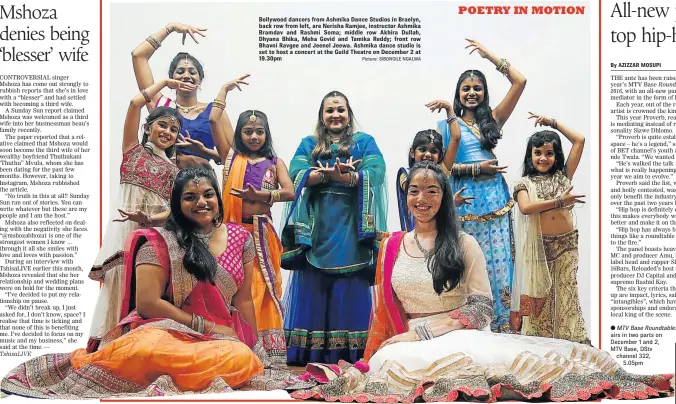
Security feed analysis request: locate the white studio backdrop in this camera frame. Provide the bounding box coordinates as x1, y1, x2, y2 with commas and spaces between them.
104, 0, 592, 348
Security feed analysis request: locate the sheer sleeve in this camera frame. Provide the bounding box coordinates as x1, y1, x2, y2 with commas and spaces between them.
448, 234, 494, 330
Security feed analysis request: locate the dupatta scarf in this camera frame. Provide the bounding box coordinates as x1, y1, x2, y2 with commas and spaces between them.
101, 226, 257, 349
363, 231, 494, 361
281, 132, 388, 269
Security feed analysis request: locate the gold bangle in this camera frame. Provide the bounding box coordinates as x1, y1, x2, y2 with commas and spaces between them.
165, 25, 172, 35
146, 35, 161, 50
212, 100, 226, 110
496, 58, 510, 75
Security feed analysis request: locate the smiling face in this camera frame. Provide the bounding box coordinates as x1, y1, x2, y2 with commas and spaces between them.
531, 142, 556, 173
406, 170, 442, 223
171, 59, 201, 94
457, 76, 485, 110
180, 177, 219, 230
322, 96, 350, 134
410, 142, 441, 165
240, 118, 267, 154
147, 117, 180, 150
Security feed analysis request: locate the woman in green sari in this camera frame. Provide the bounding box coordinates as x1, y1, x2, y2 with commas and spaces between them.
281, 91, 387, 365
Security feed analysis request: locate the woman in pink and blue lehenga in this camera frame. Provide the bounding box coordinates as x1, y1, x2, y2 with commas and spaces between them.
281, 91, 387, 365
436, 39, 526, 332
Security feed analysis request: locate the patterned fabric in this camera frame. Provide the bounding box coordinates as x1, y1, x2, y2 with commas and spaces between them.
284, 231, 673, 403
215, 225, 255, 288
283, 269, 371, 365
281, 132, 386, 366
449, 295, 494, 330
135, 243, 159, 266
513, 170, 572, 201
390, 238, 486, 315
88, 180, 172, 346
281, 132, 388, 273
521, 230, 589, 344
437, 119, 513, 220
364, 232, 493, 361
221, 149, 287, 365
290, 342, 673, 402
438, 119, 514, 332
241, 155, 278, 191
0, 225, 307, 399
462, 215, 514, 332
119, 143, 179, 201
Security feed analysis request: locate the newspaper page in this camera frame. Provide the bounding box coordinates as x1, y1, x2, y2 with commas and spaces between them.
603, 0, 676, 390
0, 0, 672, 402
0, 0, 101, 396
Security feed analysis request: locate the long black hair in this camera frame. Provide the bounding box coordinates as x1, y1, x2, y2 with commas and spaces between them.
405, 162, 465, 293
142, 106, 180, 158
164, 165, 223, 285
452, 70, 501, 152
233, 110, 276, 158
312, 90, 357, 160
408, 129, 443, 168
521, 130, 566, 176
168, 52, 205, 82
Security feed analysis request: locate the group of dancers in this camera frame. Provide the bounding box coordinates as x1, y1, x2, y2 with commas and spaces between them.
1, 22, 672, 401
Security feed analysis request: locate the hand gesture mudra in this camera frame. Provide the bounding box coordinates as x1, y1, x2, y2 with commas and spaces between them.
528, 112, 555, 127
166, 79, 197, 92
167, 22, 207, 45
561, 186, 585, 207
311, 158, 343, 182
479, 159, 507, 175
425, 100, 452, 115
230, 184, 261, 201
465, 38, 490, 59
223, 74, 251, 93
336, 156, 361, 173
114, 209, 150, 227
175, 131, 206, 154
453, 187, 475, 207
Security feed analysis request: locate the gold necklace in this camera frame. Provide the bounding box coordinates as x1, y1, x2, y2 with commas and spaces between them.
247, 156, 266, 165
175, 101, 199, 115
462, 117, 476, 126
